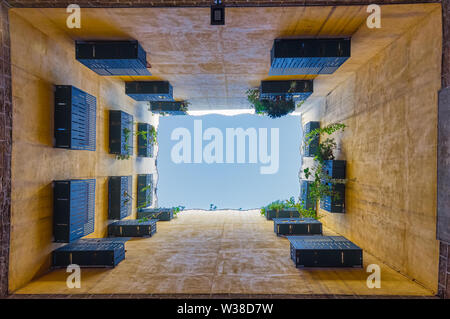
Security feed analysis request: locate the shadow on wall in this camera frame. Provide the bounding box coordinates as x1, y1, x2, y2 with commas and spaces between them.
103, 109, 110, 154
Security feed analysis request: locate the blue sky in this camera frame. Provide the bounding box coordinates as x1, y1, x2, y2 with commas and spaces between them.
156, 114, 302, 209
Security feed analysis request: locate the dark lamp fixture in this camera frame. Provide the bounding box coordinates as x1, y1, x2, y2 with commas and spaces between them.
211, 1, 225, 25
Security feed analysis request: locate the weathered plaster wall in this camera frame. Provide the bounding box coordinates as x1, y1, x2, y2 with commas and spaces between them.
8, 12, 158, 292
302, 8, 441, 291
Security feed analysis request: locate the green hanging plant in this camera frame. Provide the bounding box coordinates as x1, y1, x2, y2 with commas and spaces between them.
122, 190, 132, 206
246, 88, 296, 118
116, 122, 158, 160
246, 81, 306, 118
116, 127, 132, 160
137, 184, 153, 210
138, 206, 185, 223
135, 125, 157, 147
302, 122, 348, 203
246, 88, 266, 115
305, 123, 346, 153
173, 206, 185, 216
179, 101, 190, 112
260, 197, 319, 220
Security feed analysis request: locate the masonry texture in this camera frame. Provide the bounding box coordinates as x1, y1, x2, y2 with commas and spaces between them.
0, 1, 12, 298
437, 0, 450, 300
443, 0, 450, 88
3, 0, 442, 8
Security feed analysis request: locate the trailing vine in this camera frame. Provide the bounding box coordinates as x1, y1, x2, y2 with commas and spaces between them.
138, 206, 185, 223
246, 83, 297, 118
116, 122, 158, 160
302, 122, 347, 204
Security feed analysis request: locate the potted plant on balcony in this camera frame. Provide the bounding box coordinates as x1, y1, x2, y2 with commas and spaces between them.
302, 122, 348, 213
246, 88, 295, 118
108, 176, 132, 220
138, 206, 185, 222
116, 127, 132, 160
109, 110, 133, 159
246, 80, 312, 118
137, 123, 157, 157
117, 123, 158, 160
261, 197, 317, 220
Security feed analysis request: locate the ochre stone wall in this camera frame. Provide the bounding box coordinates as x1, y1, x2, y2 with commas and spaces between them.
8, 11, 158, 292
304, 8, 442, 292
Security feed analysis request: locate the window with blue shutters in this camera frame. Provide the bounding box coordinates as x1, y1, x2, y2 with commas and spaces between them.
269, 38, 351, 76
53, 179, 95, 243
125, 81, 173, 101
149, 101, 188, 115
137, 123, 154, 157
108, 176, 132, 220
137, 174, 153, 209
53, 240, 125, 268
137, 208, 174, 221
109, 110, 133, 157
54, 85, 96, 151
320, 160, 346, 213
75, 40, 151, 76
323, 160, 346, 179
260, 80, 313, 102
273, 218, 322, 236
288, 236, 362, 268
300, 180, 316, 211
303, 121, 320, 157
108, 219, 157, 238
320, 182, 346, 213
